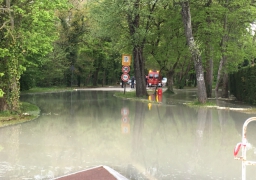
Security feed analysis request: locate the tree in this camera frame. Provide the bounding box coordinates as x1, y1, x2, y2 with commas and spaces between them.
0, 0, 68, 112
89, 0, 169, 97
203, 0, 215, 98
180, 1, 207, 103
57, 5, 88, 87
127, 1, 146, 96
0, 73, 3, 97
214, 0, 256, 98
144, 2, 190, 93
190, 0, 215, 97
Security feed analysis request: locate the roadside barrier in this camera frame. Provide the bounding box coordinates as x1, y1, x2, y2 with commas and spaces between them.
234, 117, 256, 180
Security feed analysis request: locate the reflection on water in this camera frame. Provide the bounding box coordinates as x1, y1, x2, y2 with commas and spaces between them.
0, 90, 255, 179
121, 107, 130, 134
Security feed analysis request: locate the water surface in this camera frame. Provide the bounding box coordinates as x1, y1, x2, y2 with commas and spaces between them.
0, 89, 256, 180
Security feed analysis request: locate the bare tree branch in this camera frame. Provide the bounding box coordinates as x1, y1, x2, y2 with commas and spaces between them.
0, 7, 13, 12
0, 20, 10, 30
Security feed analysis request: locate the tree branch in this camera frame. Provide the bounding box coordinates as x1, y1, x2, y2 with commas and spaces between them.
0, 20, 10, 30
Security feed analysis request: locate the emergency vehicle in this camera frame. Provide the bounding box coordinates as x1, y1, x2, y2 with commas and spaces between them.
147, 70, 162, 87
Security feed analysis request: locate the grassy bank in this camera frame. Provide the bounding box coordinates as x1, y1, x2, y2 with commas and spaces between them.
0, 87, 61, 127
0, 102, 40, 128
114, 89, 163, 104
20, 86, 72, 94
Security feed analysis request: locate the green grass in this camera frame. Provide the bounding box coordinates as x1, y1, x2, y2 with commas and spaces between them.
0, 102, 40, 128
20, 85, 115, 94
115, 91, 148, 99
114, 91, 163, 105
20, 102, 39, 112
21, 86, 72, 94
186, 100, 216, 107
0, 110, 11, 117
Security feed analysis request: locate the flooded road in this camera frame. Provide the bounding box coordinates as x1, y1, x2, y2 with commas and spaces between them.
1, 89, 256, 180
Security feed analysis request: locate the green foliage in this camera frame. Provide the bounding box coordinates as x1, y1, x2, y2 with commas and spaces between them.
0, 101, 40, 128
56, 5, 91, 87
1, 0, 256, 106
20, 102, 39, 112
175, 78, 186, 89
30, 48, 68, 88
0, 73, 3, 97
0, 0, 69, 111
0, 90, 4, 97
230, 65, 256, 105
0, 48, 9, 57
0, 110, 10, 117
144, 3, 189, 72
0, 90, 3, 98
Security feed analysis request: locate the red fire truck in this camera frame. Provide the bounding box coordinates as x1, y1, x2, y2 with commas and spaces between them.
147, 70, 162, 87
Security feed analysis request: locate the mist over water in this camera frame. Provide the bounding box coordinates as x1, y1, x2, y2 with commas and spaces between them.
0, 90, 256, 180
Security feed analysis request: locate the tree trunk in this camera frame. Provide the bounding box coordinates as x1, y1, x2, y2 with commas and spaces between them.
166, 59, 180, 93
0, 0, 20, 112
221, 73, 229, 98
167, 70, 175, 93
133, 46, 147, 97
0, 98, 8, 111
205, 47, 213, 98
0, 58, 20, 112
181, 1, 207, 103
0, 59, 8, 111
205, 0, 213, 98
9, 60, 20, 111
92, 69, 99, 86
127, 0, 147, 97
215, 12, 228, 98
6, 0, 14, 30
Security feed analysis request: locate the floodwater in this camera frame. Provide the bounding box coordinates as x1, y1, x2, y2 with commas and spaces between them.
0, 88, 256, 180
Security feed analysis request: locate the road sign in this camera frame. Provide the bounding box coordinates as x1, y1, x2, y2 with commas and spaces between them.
121, 107, 129, 116
122, 55, 131, 66
122, 66, 130, 73
121, 73, 130, 82
121, 116, 129, 123
121, 124, 130, 134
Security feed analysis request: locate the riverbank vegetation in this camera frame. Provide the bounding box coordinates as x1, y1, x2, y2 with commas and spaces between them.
20, 87, 72, 94
1, 0, 256, 115
2, 86, 256, 128
0, 102, 40, 128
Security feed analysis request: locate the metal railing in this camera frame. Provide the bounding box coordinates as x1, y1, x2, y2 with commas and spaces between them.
234, 117, 256, 180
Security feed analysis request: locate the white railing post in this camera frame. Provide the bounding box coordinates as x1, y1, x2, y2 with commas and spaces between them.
234, 117, 256, 180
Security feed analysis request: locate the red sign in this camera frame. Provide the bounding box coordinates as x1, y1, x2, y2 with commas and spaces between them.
121, 107, 129, 116
121, 73, 130, 82
121, 116, 129, 123
122, 66, 130, 73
